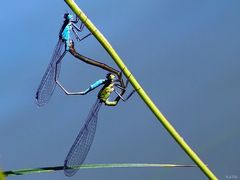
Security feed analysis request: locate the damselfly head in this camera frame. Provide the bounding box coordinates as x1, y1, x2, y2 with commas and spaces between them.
64, 13, 69, 18
64, 13, 73, 20
106, 73, 115, 81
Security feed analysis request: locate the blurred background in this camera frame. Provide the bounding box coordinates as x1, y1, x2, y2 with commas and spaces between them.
0, 0, 239, 179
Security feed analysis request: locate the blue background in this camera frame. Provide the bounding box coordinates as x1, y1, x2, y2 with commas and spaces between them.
0, 0, 239, 179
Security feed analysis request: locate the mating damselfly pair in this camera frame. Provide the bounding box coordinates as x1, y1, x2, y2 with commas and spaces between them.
36, 12, 135, 177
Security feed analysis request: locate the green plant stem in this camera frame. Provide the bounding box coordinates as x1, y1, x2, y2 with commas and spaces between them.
4, 163, 196, 177
0, 171, 5, 180
64, 1, 218, 179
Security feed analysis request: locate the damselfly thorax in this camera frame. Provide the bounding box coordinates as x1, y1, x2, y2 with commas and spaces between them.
98, 83, 114, 102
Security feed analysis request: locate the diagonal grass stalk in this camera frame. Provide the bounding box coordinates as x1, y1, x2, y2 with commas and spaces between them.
3, 163, 196, 177
63, 1, 218, 179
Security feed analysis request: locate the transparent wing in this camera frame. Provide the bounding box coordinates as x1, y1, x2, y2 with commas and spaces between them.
35, 39, 65, 106
64, 99, 102, 177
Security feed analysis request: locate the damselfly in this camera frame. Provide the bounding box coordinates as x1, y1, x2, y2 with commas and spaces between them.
36, 13, 124, 106
56, 73, 135, 176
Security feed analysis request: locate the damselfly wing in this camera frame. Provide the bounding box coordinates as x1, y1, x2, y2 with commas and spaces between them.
64, 99, 102, 176
36, 40, 65, 106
